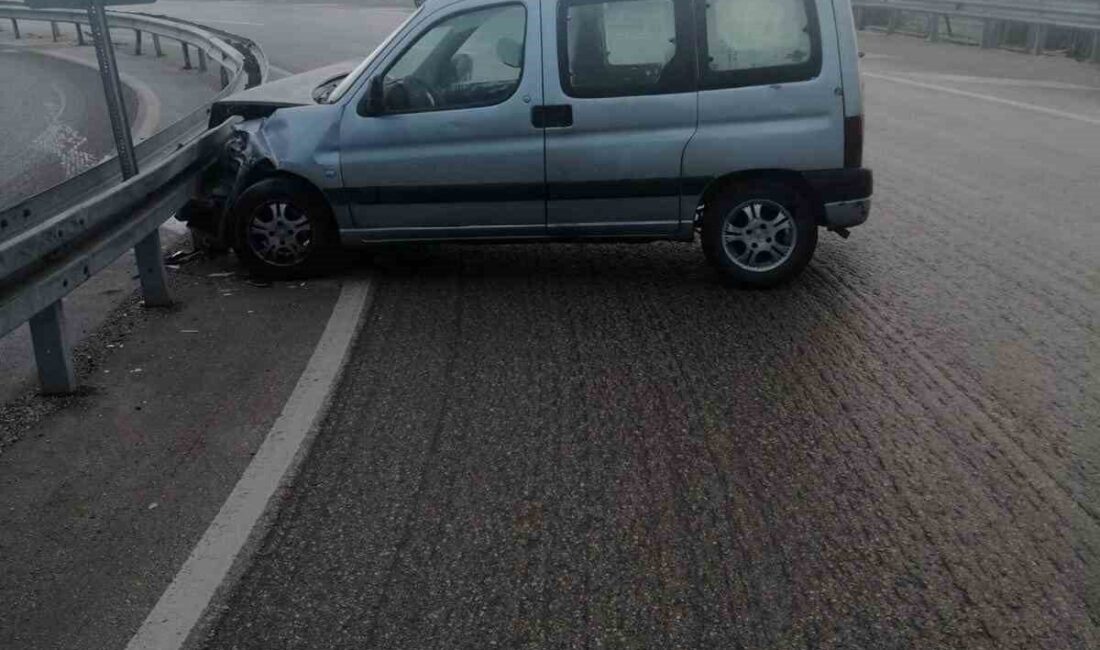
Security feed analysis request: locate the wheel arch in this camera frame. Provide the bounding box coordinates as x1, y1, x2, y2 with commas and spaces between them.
223, 166, 339, 244
693, 169, 824, 227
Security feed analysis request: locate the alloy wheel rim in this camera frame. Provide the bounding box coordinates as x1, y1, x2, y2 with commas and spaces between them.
247, 201, 313, 267
721, 199, 797, 272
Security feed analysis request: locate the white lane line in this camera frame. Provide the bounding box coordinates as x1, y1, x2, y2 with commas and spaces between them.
891, 72, 1100, 92
200, 19, 265, 26
865, 72, 1100, 127
124, 276, 375, 650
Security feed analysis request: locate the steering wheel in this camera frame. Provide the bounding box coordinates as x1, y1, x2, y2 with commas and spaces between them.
397, 76, 438, 110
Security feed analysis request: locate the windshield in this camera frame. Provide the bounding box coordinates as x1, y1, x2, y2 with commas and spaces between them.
325, 6, 423, 103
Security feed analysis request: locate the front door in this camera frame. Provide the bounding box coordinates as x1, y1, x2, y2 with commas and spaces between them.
339, 0, 545, 241
540, 0, 698, 237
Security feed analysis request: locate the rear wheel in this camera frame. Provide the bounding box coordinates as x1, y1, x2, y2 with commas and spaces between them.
701, 180, 817, 288
232, 177, 337, 279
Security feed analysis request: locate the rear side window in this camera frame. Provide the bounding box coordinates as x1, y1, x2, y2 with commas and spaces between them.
700, 0, 821, 89
559, 0, 693, 98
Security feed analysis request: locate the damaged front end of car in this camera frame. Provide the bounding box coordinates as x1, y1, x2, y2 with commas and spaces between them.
179, 62, 357, 251
179, 118, 275, 251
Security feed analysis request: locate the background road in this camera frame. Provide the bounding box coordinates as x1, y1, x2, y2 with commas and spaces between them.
30, 1, 1100, 647
0, 48, 129, 207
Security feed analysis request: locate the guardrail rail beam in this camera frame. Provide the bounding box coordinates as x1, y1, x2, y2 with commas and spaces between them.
852, 1, 1100, 57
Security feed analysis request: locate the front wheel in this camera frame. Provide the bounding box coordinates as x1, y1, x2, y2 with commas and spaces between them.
231, 177, 337, 279
701, 180, 818, 288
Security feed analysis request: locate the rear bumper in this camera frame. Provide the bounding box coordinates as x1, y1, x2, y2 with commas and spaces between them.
804, 168, 873, 229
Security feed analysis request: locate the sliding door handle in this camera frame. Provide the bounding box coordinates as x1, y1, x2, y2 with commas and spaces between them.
532, 105, 574, 128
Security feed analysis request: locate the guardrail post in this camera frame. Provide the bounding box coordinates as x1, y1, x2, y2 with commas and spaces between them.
134, 231, 172, 307
1030, 24, 1046, 55
75, 22, 85, 45
886, 9, 899, 35
10, 18, 19, 39
30, 301, 78, 395
854, 7, 866, 31
220, 52, 229, 88
926, 14, 940, 43
134, 29, 142, 55
198, 47, 208, 72
181, 41, 192, 69
51, 21, 60, 42
981, 19, 997, 49
152, 32, 162, 57
1092, 32, 1100, 63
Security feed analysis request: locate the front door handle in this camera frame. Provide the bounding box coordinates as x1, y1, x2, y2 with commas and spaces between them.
532, 105, 573, 128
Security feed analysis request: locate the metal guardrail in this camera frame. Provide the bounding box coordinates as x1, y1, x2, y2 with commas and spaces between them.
0, 4, 266, 393
852, 0, 1100, 59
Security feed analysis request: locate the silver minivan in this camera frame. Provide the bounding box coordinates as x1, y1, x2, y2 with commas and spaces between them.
188, 0, 871, 287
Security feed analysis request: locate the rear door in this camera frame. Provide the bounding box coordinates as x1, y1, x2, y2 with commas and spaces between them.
540, 0, 698, 237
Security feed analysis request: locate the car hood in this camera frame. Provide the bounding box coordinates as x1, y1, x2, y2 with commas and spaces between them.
224, 60, 360, 106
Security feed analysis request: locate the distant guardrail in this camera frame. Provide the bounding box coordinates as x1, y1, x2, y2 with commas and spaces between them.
0, 4, 266, 393
852, 0, 1100, 60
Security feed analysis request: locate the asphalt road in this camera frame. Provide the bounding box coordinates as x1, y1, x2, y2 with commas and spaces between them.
23, 2, 1100, 647
0, 48, 130, 208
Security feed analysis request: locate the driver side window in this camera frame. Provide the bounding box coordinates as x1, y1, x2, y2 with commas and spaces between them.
383, 4, 527, 113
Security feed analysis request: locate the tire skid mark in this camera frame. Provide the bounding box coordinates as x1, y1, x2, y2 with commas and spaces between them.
676, 261, 1096, 646
738, 286, 1013, 645
827, 228, 1091, 461
814, 261, 1098, 526
803, 266, 1097, 637
812, 259, 1086, 531
805, 271, 1086, 642
843, 183, 1099, 425
658, 293, 931, 644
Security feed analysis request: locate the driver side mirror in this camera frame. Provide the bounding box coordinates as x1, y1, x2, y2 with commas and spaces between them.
359, 76, 386, 117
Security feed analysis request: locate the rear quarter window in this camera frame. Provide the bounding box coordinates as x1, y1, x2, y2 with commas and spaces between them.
699, 0, 822, 90
558, 0, 694, 98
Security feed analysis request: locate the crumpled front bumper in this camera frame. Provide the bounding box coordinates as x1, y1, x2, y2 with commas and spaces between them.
180, 121, 266, 249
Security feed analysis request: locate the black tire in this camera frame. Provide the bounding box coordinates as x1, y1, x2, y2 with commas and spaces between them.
231, 177, 338, 280
701, 179, 818, 288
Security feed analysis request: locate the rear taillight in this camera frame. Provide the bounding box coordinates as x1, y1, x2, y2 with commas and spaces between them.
844, 115, 864, 168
